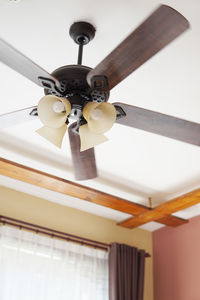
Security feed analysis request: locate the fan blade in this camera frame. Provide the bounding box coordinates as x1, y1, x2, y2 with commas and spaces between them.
0, 106, 38, 129
0, 38, 60, 88
68, 123, 98, 180
114, 102, 200, 146
87, 5, 189, 91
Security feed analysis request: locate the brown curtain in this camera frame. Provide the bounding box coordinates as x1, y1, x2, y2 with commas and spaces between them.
109, 243, 146, 300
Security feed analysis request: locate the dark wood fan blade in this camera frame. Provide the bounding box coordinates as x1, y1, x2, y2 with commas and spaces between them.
87, 5, 189, 91
0, 38, 60, 88
114, 102, 200, 146
68, 123, 98, 180
0, 106, 38, 129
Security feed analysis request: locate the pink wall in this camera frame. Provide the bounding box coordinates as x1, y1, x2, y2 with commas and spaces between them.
153, 215, 200, 300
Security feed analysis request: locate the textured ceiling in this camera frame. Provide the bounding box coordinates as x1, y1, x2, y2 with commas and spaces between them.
0, 0, 199, 230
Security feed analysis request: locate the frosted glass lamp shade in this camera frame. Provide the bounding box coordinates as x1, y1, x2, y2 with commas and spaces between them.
37, 95, 71, 128
79, 124, 108, 151
36, 124, 67, 148
83, 102, 116, 134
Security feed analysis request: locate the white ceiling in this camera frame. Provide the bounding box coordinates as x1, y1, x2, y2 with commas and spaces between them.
0, 0, 199, 231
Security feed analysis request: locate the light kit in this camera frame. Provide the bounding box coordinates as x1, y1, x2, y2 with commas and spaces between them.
36, 94, 116, 150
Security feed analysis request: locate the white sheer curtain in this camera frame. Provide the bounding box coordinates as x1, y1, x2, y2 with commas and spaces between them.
0, 225, 108, 300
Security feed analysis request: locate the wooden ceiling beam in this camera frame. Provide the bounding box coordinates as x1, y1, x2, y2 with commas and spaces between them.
0, 157, 188, 228
119, 189, 200, 228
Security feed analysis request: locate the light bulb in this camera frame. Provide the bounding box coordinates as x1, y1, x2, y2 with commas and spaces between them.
91, 108, 103, 120
52, 101, 65, 113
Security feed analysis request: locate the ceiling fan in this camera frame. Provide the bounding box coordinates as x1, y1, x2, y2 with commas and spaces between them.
0, 5, 199, 181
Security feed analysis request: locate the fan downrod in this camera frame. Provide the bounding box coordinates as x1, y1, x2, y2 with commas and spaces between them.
69, 22, 96, 65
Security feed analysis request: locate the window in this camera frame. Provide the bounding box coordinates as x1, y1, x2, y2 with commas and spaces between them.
0, 225, 108, 300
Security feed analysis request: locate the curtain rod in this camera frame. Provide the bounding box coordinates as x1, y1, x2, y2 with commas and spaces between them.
0, 215, 150, 257
0, 215, 109, 251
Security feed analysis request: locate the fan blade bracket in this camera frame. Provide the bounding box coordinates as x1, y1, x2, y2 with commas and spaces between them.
114, 104, 126, 120
89, 75, 108, 91
38, 77, 63, 97
29, 107, 38, 116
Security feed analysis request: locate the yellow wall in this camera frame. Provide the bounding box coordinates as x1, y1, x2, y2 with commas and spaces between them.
0, 185, 153, 300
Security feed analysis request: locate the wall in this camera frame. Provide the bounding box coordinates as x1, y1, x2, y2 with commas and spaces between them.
0, 185, 153, 300
153, 215, 200, 300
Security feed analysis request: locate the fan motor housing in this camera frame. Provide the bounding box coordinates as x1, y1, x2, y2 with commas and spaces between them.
44, 65, 109, 107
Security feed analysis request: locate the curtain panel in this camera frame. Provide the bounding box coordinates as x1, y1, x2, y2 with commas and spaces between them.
0, 225, 108, 300
109, 243, 146, 300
